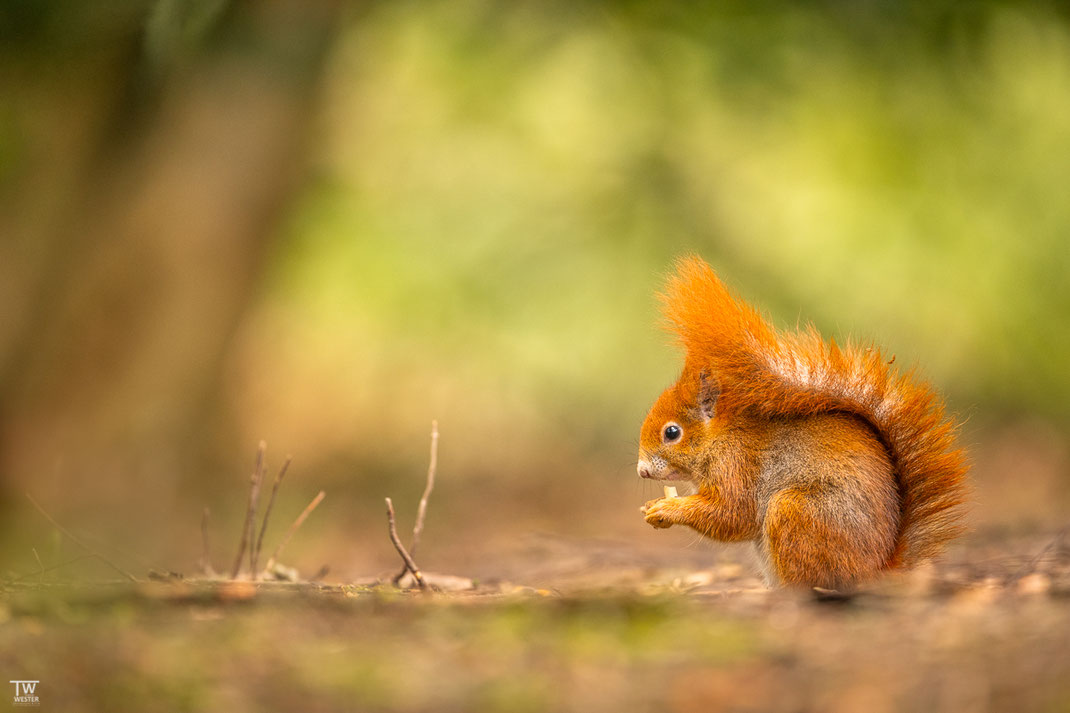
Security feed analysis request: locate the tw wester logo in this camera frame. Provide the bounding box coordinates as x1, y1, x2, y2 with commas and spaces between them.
9, 681, 39, 707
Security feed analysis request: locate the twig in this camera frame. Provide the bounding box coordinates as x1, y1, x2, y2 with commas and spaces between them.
70, 530, 157, 569
32, 547, 44, 585
25, 493, 138, 582
263, 490, 325, 573
8, 554, 102, 583
246, 451, 269, 575
1011, 525, 1068, 582
392, 420, 439, 585
411, 420, 439, 554
231, 441, 266, 579
199, 507, 217, 577
252, 455, 292, 576
385, 497, 427, 590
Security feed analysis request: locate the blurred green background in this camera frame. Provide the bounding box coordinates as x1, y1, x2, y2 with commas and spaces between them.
1, 0, 1068, 580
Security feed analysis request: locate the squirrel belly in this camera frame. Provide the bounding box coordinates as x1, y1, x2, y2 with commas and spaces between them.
638, 257, 968, 589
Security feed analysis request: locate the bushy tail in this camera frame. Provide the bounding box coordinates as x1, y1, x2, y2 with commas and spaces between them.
661, 257, 968, 566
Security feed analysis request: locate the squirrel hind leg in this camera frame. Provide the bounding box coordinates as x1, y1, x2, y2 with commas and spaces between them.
763, 486, 895, 590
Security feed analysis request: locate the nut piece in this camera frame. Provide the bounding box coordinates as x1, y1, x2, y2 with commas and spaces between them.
663, 486, 678, 498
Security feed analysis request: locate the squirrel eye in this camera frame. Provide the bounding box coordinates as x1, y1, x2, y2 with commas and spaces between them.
662, 423, 682, 443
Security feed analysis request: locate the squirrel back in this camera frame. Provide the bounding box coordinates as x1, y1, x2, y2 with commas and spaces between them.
657, 257, 968, 568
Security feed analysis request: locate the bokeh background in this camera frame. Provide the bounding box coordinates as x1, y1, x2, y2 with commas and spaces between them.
2, 0, 1069, 581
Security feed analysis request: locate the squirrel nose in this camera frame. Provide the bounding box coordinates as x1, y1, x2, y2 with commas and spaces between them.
637, 460, 653, 479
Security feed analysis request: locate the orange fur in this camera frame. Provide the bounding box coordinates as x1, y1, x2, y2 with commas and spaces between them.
639, 257, 968, 586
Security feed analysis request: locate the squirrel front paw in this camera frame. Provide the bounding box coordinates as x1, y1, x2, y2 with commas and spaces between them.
641, 497, 676, 529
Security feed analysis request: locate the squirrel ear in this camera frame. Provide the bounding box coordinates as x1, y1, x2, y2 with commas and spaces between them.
698, 370, 720, 421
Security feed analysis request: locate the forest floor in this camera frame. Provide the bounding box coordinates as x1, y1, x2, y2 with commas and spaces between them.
1, 530, 1068, 713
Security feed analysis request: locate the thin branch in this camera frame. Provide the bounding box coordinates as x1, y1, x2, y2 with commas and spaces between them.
411, 420, 438, 556
231, 441, 266, 579
263, 490, 325, 573
252, 455, 292, 576
8, 554, 101, 583
31, 547, 44, 585
392, 420, 439, 585
1011, 525, 1068, 582
69, 529, 157, 569
199, 507, 217, 577
25, 493, 138, 582
246, 452, 268, 575
385, 497, 427, 590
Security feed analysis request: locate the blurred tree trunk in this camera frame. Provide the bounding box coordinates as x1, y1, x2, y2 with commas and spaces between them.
0, 0, 342, 538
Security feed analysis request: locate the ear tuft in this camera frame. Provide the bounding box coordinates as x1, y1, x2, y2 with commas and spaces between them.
698, 370, 719, 421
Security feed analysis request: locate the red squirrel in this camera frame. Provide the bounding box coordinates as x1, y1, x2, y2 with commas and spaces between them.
638, 257, 968, 589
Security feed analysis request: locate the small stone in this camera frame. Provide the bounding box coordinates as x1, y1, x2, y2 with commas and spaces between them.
716, 563, 743, 580
217, 580, 257, 601
267, 563, 300, 582
1017, 572, 1051, 595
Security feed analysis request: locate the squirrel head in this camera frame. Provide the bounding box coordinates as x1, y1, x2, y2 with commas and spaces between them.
637, 365, 721, 482
637, 256, 752, 482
